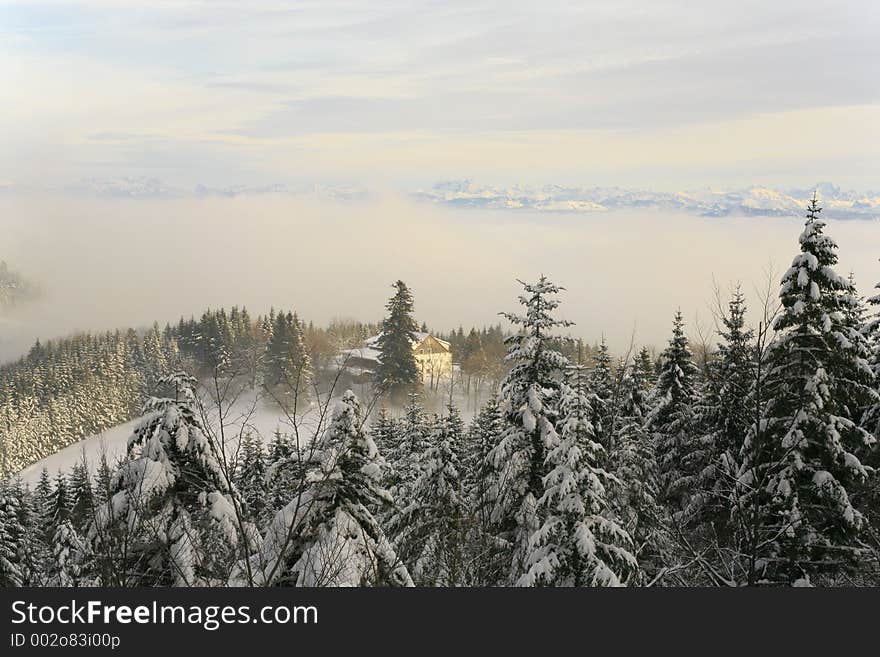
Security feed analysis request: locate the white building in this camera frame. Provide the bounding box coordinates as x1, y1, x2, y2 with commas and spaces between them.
336, 332, 453, 387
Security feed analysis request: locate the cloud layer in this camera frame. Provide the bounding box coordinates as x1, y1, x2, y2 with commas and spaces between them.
2, 194, 878, 361
1, 1, 877, 189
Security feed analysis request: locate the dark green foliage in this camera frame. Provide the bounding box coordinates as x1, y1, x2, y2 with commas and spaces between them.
649, 311, 699, 508
375, 280, 421, 400
236, 432, 268, 521
687, 290, 755, 527
263, 312, 311, 409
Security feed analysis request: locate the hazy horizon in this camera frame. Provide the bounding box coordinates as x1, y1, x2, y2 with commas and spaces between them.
3, 193, 878, 363
2, 0, 878, 360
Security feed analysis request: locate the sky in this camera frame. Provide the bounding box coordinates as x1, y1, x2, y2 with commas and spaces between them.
1, 0, 878, 191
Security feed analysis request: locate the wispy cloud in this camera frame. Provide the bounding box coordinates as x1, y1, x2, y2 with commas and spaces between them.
0, 0, 877, 187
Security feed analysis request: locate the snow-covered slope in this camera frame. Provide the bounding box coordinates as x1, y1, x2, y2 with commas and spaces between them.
11, 385, 479, 488
12, 390, 314, 488
15, 419, 137, 487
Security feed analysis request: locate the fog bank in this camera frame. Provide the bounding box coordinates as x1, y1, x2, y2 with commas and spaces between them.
2, 194, 878, 362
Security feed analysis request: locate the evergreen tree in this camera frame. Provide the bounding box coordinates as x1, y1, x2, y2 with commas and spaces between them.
395, 406, 467, 585
0, 488, 24, 587
636, 346, 658, 390
249, 390, 413, 587
460, 328, 489, 403
68, 460, 94, 531
463, 396, 507, 585
236, 432, 268, 521
268, 428, 293, 462
142, 323, 170, 395
11, 480, 47, 586
385, 395, 431, 538
90, 373, 242, 586
520, 366, 636, 586
687, 289, 755, 526
51, 470, 71, 529
612, 360, 666, 581
861, 266, 880, 437
49, 520, 85, 587
737, 197, 877, 585
34, 468, 54, 542
387, 394, 430, 509
589, 338, 615, 450
264, 429, 305, 514
264, 312, 311, 410
489, 277, 572, 582
93, 454, 113, 507
371, 407, 400, 495
648, 311, 699, 508
375, 280, 421, 400
370, 407, 399, 457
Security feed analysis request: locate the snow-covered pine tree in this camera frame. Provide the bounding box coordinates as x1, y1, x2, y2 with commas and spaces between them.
394, 405, 467, 585
861, 265, 880, 437
520, 365, 636, 586
611, 359, 665, 580
589, 338, 615, 451
11, 480, 48, 586
90, 372, 243, 586
263, 312, 312, 410
737, 197, 877, 585
465, 397, 504, 518
648, 311, 699, 509
142, 323, 170, 396
463, 396, 507, 585
375, 280, 421, 401
460, 328, 489, 405
0, 487, 24, 587
235, 432, 268, 522
489, 276, 572, 582
268, 428, 293, 462
370, 406, 398, 457
860, 267, 880, 546
49, 520, 86, 587
385, 394, 430, 523
636, 346, 658, 390
686, 289, 755, 527
68, 460, 94, 531
51, 469, 72, 530
34, 467, 53, 541
249, 390, 412, 587
264, 429, 308, 515
93, 453, 113, 507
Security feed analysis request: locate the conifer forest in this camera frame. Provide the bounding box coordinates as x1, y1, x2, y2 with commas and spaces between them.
2, 197, 880, 588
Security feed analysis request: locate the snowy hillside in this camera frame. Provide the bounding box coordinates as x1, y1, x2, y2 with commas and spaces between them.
15, 419, 137, 487
13, 389, 317, 487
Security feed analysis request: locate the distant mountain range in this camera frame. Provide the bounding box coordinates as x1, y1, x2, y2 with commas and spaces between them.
3, 177, 878, 219
414, 180, 880, 220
